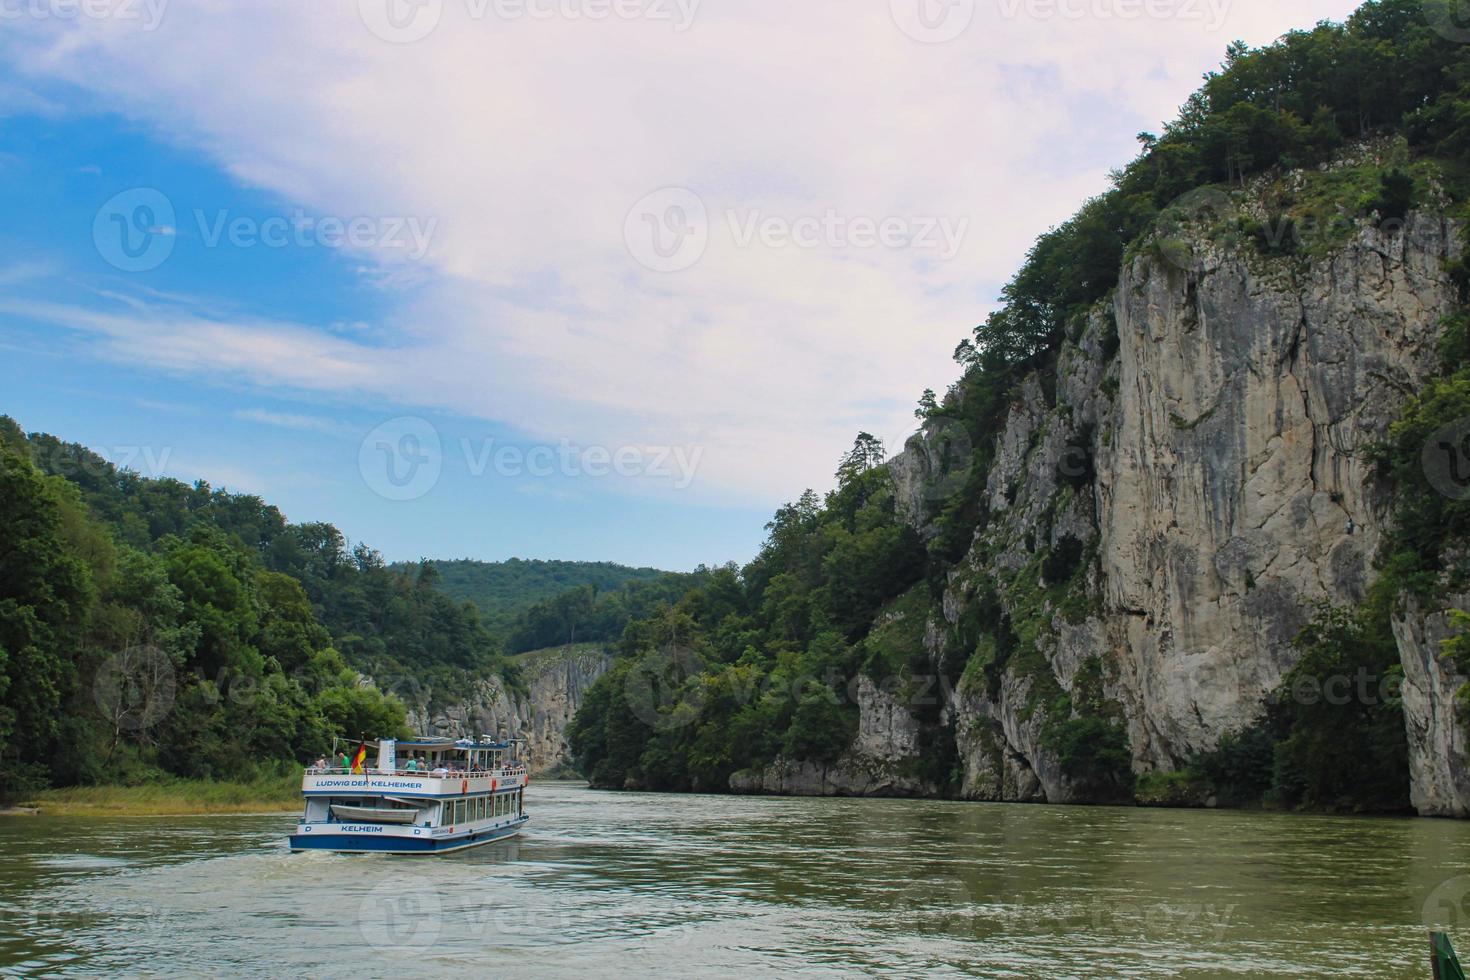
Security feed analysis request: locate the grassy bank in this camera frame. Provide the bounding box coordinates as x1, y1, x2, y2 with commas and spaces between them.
9, 773, 302, 817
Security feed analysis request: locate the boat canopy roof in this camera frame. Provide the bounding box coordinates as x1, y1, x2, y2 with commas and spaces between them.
354, 736, 518, 751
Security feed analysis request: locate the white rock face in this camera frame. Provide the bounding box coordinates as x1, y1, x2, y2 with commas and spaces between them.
1101, 213, 1454, 768
1395, 595, 1470, 817
853, 675, 923, 762
857, 206, 1467, 811
404, 645, 612, 775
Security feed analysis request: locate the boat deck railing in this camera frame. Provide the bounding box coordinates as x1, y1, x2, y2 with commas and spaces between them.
305, 765, 528, 778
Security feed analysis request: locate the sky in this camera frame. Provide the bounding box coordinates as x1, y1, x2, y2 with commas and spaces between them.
0, 0, 1364, 571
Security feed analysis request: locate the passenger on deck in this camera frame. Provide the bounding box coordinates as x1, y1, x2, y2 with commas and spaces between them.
404, 757, 418, 772
313, 757, 327, 772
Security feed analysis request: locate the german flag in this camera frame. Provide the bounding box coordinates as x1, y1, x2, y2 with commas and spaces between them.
350, 742, 369, 774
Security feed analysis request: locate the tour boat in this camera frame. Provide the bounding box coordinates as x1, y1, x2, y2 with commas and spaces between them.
289, 736, 529, 855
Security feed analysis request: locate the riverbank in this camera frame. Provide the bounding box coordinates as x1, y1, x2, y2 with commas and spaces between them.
7, 774, 301, 817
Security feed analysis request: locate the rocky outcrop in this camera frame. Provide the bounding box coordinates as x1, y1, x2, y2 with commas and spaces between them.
1099, 210, 1454, 770
731, 676, 934, 796
729, 755, 931, 796
404, 644, 611, 776
830, 172, 1468, 812
1395, 595, 1470, 817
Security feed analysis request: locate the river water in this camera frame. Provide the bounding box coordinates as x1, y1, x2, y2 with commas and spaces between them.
1, 782, 1468, 977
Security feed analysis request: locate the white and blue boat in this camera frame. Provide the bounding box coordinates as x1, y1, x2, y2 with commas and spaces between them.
289, 736, 530, 855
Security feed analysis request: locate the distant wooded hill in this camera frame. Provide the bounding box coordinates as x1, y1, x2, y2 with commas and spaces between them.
390, 559, 670, 632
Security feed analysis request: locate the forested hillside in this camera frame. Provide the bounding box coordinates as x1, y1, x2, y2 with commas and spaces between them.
397, 558, 670, 634
502, 572, 704, 654
569, 0, 1470, 813
0, 419, 517, 796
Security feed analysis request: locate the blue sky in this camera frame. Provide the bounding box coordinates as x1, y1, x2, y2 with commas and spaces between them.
0, 0, 1361, 570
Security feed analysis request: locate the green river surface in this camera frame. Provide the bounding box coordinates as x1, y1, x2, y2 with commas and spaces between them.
2, 781, 1469, 977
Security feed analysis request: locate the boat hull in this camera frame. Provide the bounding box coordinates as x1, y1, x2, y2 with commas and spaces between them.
289, 816, 528, 855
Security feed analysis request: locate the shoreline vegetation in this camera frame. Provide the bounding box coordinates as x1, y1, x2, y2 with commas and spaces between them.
4, 773, 301, 817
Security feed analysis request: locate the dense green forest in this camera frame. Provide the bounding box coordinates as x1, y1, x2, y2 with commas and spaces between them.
569, 0, 1470, 809
0, 419, 525, 797
501, 572, 704, 654
392, 558, 670, 635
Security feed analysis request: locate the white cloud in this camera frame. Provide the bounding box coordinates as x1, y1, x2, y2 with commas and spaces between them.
232, 408, 355, 437
1, 0, 1364, 504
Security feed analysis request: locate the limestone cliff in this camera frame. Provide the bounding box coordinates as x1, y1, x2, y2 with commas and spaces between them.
403, 644, 611, 776
766, 164, 1469, 815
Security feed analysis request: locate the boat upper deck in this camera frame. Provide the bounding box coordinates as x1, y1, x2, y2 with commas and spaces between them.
304, 735, 529, 799
301, 765, 527, 798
